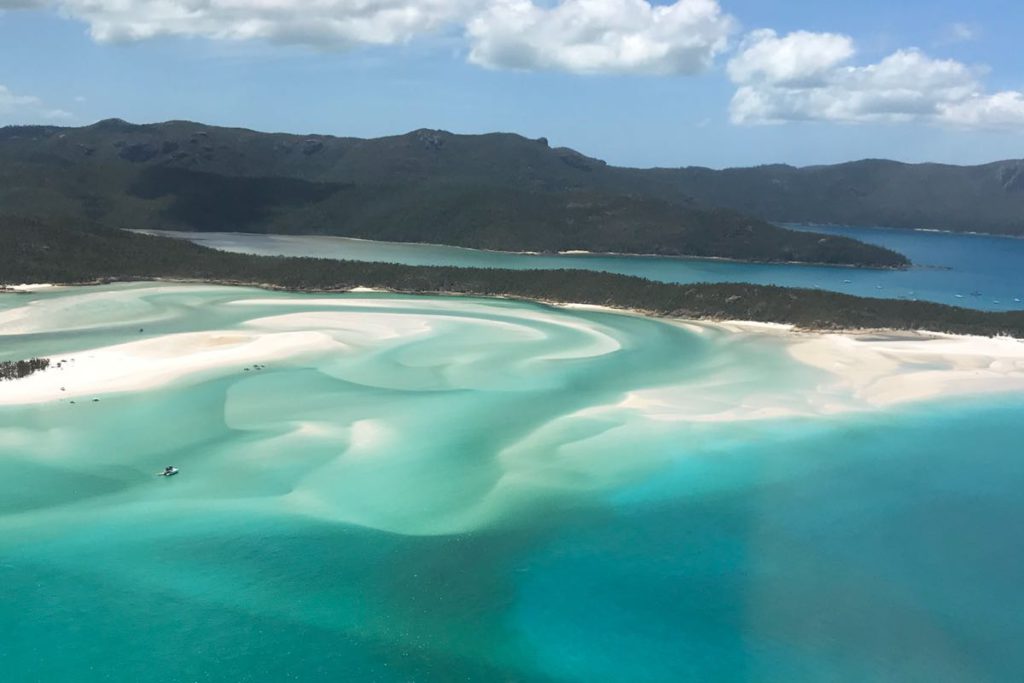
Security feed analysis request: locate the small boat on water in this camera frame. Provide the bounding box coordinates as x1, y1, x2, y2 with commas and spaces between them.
158, 466, 179, 477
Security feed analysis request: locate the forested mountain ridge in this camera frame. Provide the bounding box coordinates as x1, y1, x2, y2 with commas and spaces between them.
0, 119, 908, 267
650, 159, 1024, 236
4, 119, 1021, 242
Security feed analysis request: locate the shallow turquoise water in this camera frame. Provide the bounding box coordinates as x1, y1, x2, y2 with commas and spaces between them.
159, 225, 1024, 311
1, 284, 1022, 681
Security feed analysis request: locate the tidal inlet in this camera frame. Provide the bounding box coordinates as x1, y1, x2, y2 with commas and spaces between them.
2, 282, 1023, 682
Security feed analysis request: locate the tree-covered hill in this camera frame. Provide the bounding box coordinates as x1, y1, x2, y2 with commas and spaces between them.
0, 120, 908, 267
3, 219, 1022, 339
642, 159, 1024, 236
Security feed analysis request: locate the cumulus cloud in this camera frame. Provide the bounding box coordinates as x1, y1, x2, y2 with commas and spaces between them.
7, 0, 737, 70
728, 29, 1024, 129
466, 0, 735, 75
726, 30, 853, 87
941, 91, 1024, 128
0, 84, 71, 121
4, 0, 1023, 132
25, 0, 481, 47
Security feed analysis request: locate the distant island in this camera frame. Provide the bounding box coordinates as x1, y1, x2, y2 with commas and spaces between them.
3, 219, 1023, 339
0, 119, 910, 268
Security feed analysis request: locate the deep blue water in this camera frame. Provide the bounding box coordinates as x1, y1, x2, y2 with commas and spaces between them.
3, 392, 1022, 681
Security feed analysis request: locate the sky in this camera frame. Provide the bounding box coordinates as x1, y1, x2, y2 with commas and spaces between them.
0, 0, 1021, 169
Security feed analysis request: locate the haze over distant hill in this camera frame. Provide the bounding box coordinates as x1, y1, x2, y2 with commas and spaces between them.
0, 119, 945, 268
659, 159, 1024, 236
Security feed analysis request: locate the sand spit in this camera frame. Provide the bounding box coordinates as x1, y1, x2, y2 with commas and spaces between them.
2, 287, 1023, 417
790, 330, 1024, 407
0, 330, 342, 406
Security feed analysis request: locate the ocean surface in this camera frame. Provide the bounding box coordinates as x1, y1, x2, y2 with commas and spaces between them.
1, 283, 1022, 682
150, 225, 1024, 312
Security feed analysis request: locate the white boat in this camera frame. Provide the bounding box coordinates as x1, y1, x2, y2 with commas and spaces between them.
158, 466, 179, 477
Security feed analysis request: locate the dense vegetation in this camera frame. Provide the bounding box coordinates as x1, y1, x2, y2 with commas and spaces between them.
0, 358, 50, 381
0, 120, 909, 267
3, 219, 1023, 338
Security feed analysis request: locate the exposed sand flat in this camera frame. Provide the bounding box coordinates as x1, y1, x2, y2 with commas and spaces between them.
789, 331, 1024, 407
244, 311, 436, 341
715, 320, 798, 334
0, 300, 622, 405
3, 285, 1023, 417
1, 284, 58, 292
554, 313, 1024, 421
0, 330, 343, 406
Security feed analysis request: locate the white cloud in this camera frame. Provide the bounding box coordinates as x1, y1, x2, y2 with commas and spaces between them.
0, 84, 39, 112
6, 0, 737, 70
466, 0, 735, 75
3, 1, 1022, 133
940, 91, 1024, 128
41, 0, 481, 47
727, 29, 853, 87
728, 29, 1024, 129
0, 84, 72, 121
944, 21, 980, 44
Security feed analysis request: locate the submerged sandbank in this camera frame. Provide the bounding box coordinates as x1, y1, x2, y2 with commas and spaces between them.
1, 287, 1022, 419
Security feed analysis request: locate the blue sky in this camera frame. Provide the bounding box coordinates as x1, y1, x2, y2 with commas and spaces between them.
0, 0, 1021, 168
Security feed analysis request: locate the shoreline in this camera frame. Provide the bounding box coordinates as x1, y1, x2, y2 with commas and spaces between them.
3, 276, 1022, 339
784, 222, 1024, 241
0, 283, 60, 293
1, 281, 1023, 416
555, 301, 1024, 410
132, 229, 908, 271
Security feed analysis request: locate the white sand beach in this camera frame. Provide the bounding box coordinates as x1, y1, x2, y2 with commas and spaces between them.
1, 284, 59, 292
2, 289, 1023, 418
0, 330, 343, 406
789, 330, 1024, 407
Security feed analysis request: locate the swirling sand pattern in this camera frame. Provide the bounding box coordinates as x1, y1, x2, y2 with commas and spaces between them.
1, 283, 1023, 682
0, 284, 817, 537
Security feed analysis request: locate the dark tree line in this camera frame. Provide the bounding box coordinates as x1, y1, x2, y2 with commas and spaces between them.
0, 357, 50, 381
3, 218, 1024, 339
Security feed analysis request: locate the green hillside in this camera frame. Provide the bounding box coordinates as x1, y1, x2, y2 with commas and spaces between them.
0, 120, 908, 267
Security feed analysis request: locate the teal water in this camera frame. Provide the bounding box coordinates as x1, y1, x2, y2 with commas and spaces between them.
152, 225, 1024, 311
1, 284, 1022, 681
